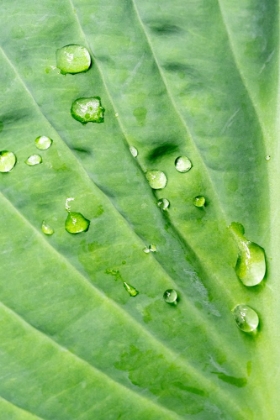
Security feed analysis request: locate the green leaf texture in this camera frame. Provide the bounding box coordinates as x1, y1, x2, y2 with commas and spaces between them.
0, 0, 278, 418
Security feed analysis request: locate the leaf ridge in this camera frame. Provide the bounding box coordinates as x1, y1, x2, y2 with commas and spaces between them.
216, 0, 269, 147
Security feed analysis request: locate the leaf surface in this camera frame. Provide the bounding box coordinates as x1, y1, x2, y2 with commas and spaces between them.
0, 0, 278, 419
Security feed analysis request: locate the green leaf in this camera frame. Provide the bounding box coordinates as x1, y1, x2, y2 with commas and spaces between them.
0, 0, 277, 418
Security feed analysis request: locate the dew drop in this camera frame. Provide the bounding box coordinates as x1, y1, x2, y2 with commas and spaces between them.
56, 44, 91, 74
129, 145, 138, 157
71, 97, 105, 124
25, 154, 42, 166
143, 244, 157, 253
163, 289, 178, 304
65, 212, 90, 234
35, 135, 53, 150
41, 221, 54, 236
193, 196, 205, 207
175, 156, 192, 172
229, 222, 266, 286
0, 151, 16, 172
146, 170, 167, 189
232, 304, 259, 333
123, 281, 139, 297
265, 155, 271, 161
157, 198, 170, 210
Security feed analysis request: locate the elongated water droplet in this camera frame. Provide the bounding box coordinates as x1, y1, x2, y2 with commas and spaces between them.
0, 151, 16, 172
71, 97, 105, 124
146, 170, 167, 189
158, 198, 170, 210
65, 212, 90, 234
129, 145, 138, 157
229, 222, 266, 286
56, 44, 91, 74
35, 135, 53, 150
193, 196, 205, 207
232, 304, 259, 333
123, 281, 139, 297
25, 155, 42, 166
175, 156, 192, 172
143, 244, 157, 253
163, 289, 178, 304
41, 221, 54, 235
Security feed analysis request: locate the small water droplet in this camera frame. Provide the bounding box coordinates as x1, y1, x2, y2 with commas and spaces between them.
193, 196, 205, 207
25, 154, 42, 166
71, 97, 105, 124
229, 222, 266, 286
35, 135, 53, 150
232, 304, 259, 333
123, 281, 139, 297
56, 44, 91, 74
65, 197, 74, 211
129, 145, 138, 157
157, 198, 170, 210
175, 156, 192, 172
0, 151, 16, 172
41, 221, 54, 235
143, 244, 157, 253
65, 212, 90, 234
115, 112, 119, 117
265, 155, 271, 161
163, 289, 178, 304
146, 170, 167, 189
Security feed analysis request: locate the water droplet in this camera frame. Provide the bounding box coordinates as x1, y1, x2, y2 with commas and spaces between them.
157, 198, 170, 210
0, 151, 16, 172
229, 222, 266, 286
65, 212, 90, 234
65, 197, 74, 211
56, 44, 91, 74
143, 244, 157, 253
129, 145, 138, 157
175, 156, 192, 172
115, 112, 119, 117
265, 155, 271, 161
71, 97, 105, 124
41, 221, 54, 235
35, 135, 53, 150
146, 170, 167, 189
123, 281, 139, 297
193, 196, 205, 207
163, 289, 178, 304
25, 154, 42, 166
232, 304, 259, 333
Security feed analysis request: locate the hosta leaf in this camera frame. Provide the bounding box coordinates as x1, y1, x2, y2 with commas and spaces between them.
0, 0, 277, 418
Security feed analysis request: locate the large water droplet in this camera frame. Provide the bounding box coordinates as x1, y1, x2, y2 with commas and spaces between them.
232, 304, 259, 333
229, 222, 266, 286
71, 97, 105, 124
56, 44, 91, 74
35, 135, 53, 150
25, 155, 42, 166
123, 281, 139, 297
41, 221, 54, 235
193, 196, 205, 207
175, 156, 192, 172
129, 145, 138, 157
65, 212, 90, 234
157, 198, 170, 210
163, 289, 178, 304
146, 170, 167, 189
0, 151, 16, 172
